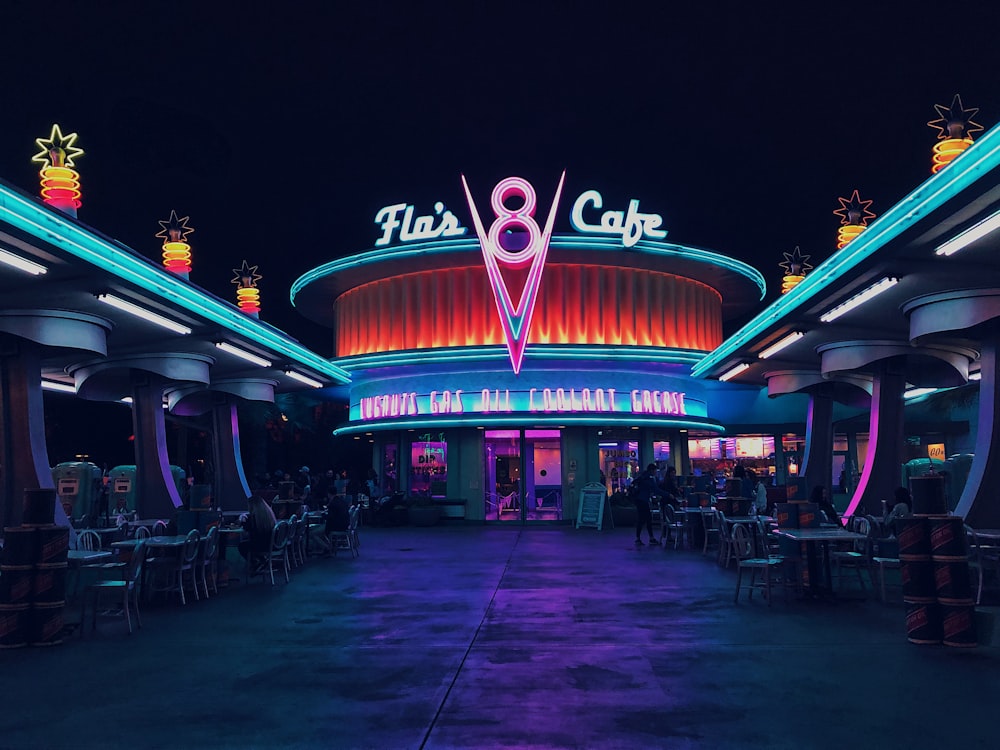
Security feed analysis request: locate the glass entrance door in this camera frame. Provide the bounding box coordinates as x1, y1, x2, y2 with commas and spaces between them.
483, 429, 562, 522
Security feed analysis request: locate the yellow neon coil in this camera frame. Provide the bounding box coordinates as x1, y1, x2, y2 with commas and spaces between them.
237, 287, 261, 313
781, 274, 805, 295
162, 241, 192, 273
837, 224, 865, 249
932, 138, 973, 174
39, 166, 82, 208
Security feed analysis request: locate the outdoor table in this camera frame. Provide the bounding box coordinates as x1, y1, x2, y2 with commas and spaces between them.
67, 550, 114, 565
75, 527, 124, 547
772, 527, 867, 597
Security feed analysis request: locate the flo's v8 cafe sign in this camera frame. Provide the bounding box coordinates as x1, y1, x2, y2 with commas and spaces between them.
372, 174, 669, 375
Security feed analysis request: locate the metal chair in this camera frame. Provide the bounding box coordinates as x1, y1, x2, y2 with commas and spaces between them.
732, 523, 783, 606
702, 509, 721, 555
81, 541, 149, 636
151, 520, 169, 535
329, 507, 360, 558
716, 512, 735, 568
198, 526, 219, 598
250, 520, 291, 585
831, 516, 871, 593
146, 529, 201, 604
77, 530, 102, 551
966, 525, 1000, 605
662, 504, 687, 549
133, 525, 151, 540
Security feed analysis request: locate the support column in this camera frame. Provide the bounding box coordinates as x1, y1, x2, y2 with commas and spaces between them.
212, 402, 252, 511
847, 359, 906, 518
0, 339, 54, 528
955, 337, 1000, 527
800, 389, 834, 496
131, 373, 184, 517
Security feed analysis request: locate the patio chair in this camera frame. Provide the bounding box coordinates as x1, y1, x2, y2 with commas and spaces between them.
133, 525, 150, 540
702, 509, 721, 555
732, 523, 783, 606
152, 519, 169, 535
716, 512, 735, 568
77, 530, 102, 551
967, 525, 1000, 605
198, 526, 219, 598
831, 516, 872, 593
330, 508, 360, 558
249, 520, 290, 585
146, 529, 201, 604
81, 540, 149, 636
662, 504, 687, 549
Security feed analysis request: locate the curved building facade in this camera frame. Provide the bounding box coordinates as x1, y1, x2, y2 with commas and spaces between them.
293, 175, 771, 522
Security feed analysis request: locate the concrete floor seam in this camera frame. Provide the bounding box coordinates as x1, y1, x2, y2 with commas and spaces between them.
419, 528, 524, 749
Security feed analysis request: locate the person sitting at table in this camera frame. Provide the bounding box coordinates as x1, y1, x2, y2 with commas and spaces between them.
239, 495, 276, 573
322, 494, 351, 553
659, 466, 683, 508
884, 486, 911, 535
810, 485, 842, 526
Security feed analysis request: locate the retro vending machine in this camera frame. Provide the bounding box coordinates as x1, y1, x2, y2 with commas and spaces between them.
107, 465, 139, 515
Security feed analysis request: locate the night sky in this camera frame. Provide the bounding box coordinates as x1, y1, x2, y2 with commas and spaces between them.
3, 1, 1000, 352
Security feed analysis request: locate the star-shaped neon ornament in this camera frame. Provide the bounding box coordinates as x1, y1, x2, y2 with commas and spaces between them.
155, 210, 195, 243
833, 190, 876, 227
780, 246, 812, 278
232, 260, 262, 289
928, 94, 984, 141
32, 124, 85, 168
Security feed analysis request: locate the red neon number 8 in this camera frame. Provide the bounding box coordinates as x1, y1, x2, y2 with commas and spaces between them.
487, 177, 541, 266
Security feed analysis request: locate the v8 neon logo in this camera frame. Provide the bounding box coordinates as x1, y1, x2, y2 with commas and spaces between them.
461, 173, 566, 375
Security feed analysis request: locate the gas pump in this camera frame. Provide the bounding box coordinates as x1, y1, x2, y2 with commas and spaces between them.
51, 462, 102, 523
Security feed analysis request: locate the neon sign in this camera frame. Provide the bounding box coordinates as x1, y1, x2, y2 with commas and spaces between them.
463, 174, 565, 375
570, 190, 667, 248
157, 210, 194, 276
358, 385, 687, 421
374, 201, 467, 246
32, 124, 84, 216
232, 260, 263, 315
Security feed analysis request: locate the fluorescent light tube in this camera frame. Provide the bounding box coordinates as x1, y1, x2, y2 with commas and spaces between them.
0, 247, 46, 275
215, 341, 272, 367
758, 332, 804, 359
719, 363, 750, 382
819, 277, 898, 323
285, 370, 323, 388
41, 380, 76, 393
935, 210, 1000, 256
97, 294, 192, 334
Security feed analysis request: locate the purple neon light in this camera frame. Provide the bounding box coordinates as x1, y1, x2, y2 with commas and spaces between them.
462, 172, 566, 375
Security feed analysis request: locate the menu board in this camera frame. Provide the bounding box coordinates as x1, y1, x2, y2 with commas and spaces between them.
576, 483, 608, 530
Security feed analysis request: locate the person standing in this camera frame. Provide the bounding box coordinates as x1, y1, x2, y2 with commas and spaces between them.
632, 463, 660, 546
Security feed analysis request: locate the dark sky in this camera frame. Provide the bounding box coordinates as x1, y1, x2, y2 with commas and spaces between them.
3, 1, 1000, 352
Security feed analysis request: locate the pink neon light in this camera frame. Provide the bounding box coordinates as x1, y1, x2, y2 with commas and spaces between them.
462, 173, 566, 374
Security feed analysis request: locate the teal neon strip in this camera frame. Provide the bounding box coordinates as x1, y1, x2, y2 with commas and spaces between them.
691, 122, 1000, 379
290, 237, 766, 305
333, 345, 706, 371
333, 413, 725, 435
0, 185, 350, 384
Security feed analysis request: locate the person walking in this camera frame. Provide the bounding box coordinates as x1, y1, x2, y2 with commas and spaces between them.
632, 463, 660, 546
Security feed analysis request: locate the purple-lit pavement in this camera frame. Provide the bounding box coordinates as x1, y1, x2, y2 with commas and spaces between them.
1, 526, 996, 749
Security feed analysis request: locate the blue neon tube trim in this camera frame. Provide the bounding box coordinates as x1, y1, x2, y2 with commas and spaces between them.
0, 184, 350, 384
290, 236, 766, 305
333, 345, 707, 371
691, 122, 1000, 379
333, 413, 726, 435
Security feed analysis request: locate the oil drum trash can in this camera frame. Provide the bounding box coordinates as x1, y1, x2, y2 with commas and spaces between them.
929, 516, 977, 648
0, 603, 29, 649
900, 518, 941, 644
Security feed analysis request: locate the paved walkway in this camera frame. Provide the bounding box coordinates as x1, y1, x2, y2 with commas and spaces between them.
1, 525, 996, 749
